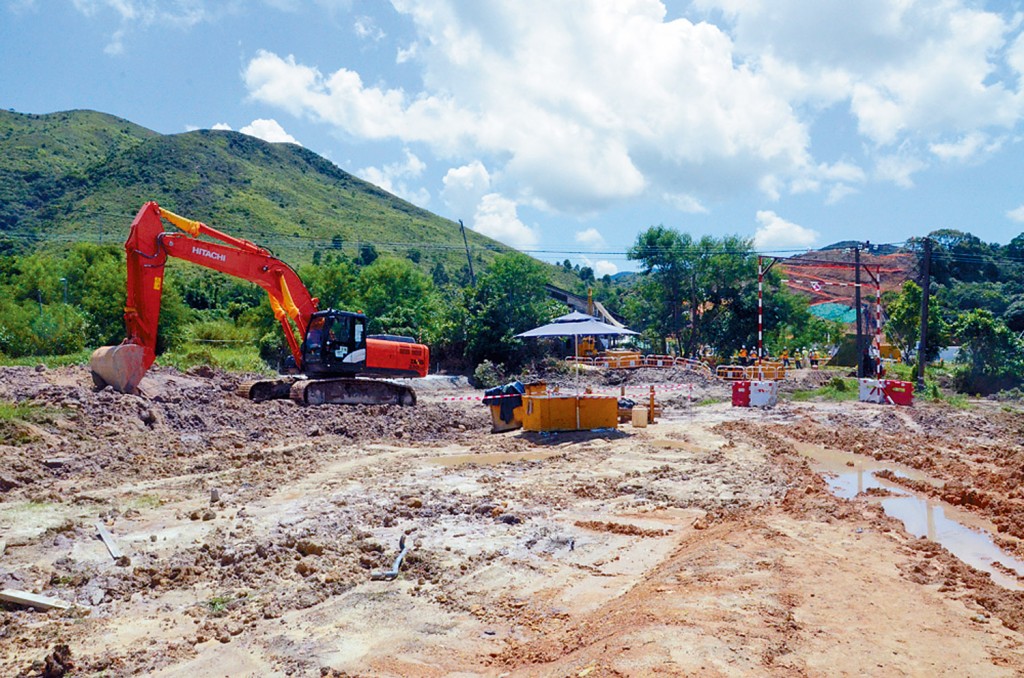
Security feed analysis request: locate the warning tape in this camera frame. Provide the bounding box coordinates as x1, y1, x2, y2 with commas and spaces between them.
442, 383, 697, 402
781, 279, 862, 288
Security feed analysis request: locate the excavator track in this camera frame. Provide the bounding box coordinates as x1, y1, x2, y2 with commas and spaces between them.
289, 377, 417, 407
236, 377, 300, 402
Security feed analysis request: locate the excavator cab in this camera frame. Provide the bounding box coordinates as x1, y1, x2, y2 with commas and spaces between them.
301, 310, 368, 377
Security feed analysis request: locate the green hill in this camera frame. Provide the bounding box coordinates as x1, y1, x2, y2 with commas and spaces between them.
0, 108, 571, 285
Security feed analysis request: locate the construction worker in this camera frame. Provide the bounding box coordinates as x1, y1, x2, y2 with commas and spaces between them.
781, 348, 790, 368
738, 345, 748, 366
809, 347, 819, 369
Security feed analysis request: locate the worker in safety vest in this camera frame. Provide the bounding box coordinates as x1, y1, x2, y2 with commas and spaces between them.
781, 348, 790, 368
738, 346, 748, 366
809, 348, 819, 368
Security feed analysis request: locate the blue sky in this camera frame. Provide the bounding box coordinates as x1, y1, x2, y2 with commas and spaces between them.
3, 0, 1024, 275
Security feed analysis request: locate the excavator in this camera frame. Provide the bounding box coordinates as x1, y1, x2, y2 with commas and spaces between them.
89, 202, 428, 406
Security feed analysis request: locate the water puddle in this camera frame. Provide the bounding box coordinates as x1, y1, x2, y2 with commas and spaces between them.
426, 450, 563, 468
793, 441, 1024, 590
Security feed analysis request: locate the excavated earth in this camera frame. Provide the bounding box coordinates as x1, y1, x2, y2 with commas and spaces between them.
2, 364, 1024, 676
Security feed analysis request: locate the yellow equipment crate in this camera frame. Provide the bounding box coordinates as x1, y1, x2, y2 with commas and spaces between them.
489, 403, 524, 433
523, 395, 618, 432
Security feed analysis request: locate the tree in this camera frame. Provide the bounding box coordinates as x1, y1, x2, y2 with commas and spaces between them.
627, 228, 759, 357
463, 252, 556, 370
952, 309, 1024, 394
355, 257, 437, 339
431, 261, 450, 287
356, 243, 378, 267
882, 281, 948, 361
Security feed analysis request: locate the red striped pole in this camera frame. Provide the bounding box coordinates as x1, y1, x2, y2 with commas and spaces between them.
757, 256, 764, 365
875, 266, 883, 375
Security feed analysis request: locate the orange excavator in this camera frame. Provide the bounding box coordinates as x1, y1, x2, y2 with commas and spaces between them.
89, 202, 428, 406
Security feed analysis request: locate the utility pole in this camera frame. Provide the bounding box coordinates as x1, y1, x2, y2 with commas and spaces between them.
917, 237, 932, 389
854, 245, 863, 378
459, 219, 475, 286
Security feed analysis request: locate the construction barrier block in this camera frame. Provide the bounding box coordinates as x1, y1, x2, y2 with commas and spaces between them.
732, 381, 751, 407
858, 379, 886, 404
883, 380, 914, 407
749, 380, 779, 408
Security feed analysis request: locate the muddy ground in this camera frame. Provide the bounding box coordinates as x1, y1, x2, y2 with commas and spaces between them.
2, 364, 1024, 676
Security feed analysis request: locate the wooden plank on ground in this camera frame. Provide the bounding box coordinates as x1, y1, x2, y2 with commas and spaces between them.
0, 588, 71, 610
95, 522, 123, 560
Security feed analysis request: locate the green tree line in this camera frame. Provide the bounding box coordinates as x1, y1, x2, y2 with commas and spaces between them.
2, 225, 1021, 395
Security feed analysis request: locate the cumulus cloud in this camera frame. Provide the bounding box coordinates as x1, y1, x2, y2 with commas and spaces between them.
699, 0, 1024, 149
1008, 205, 1024, 223
211, 122, 233, 131
753, 210, 819, 250
239, 0, 1024, 230
441, 161, 491, 220
575, 228, 607, 250
359, 149, 431, 206
471, 193, 539, 249
243, 2, 815, 214
239, 119, 301, 145
593, 260, 619, 277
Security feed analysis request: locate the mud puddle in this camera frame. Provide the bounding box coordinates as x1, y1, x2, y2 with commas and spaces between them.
794, 441, 1024, 590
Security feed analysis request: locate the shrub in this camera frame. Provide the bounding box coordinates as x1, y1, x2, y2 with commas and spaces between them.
472, 360, 507, 389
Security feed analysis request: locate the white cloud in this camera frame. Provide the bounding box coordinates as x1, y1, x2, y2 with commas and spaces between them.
698, 0, 1024, 148
875, 152, 925, 188
471, 193, 539, 249
354, 15, 384, 41
929, 132, 1003, 162
575, 228, 607, 250
239, 119, 301, 145
359, 149, 430, 206
241, 1, 1024, 221
211, 122, 233, 131
441, 161, 491, 220
753, 210, 819, 250
594, 260, 619, 277
663, 192, 708, 214
72, 0, 212, 54
244, 3, 813, 213
1008, 205, 1024, 223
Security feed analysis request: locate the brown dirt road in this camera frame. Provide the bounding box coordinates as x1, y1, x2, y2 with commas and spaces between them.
2, 365, 1024, 676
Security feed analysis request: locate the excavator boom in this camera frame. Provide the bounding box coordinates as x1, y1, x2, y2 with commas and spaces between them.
90, 202, 426, 404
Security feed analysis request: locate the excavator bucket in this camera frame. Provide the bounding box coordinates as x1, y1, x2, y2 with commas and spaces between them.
89, 344, 148, 394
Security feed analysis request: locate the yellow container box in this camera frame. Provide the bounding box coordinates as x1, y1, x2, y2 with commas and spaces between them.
489, 404, 524, 433
523, 395, 618, 432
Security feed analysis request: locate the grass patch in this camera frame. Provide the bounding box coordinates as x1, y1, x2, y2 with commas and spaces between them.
207, 595, 233, 615
789, 376, 859, 402
131, 494, 164, 510
0, 348, 92, 368
0, 400, 62, 444
158, 343, 272, 374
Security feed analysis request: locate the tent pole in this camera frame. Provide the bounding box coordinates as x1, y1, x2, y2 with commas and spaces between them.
575, 334, 581, 429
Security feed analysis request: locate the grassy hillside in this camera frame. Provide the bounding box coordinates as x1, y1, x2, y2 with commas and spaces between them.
0, 109, 580, 287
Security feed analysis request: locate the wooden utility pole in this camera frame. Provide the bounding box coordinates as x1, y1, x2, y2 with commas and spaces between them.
855, 245, 863, 378
917, 238, 932, 389
459, 219, 475, 286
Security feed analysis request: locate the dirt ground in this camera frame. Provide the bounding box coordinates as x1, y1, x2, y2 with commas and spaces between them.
2, 364, 1024, 676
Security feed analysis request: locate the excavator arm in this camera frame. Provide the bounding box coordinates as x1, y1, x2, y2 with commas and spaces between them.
92, 202, 319, 392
